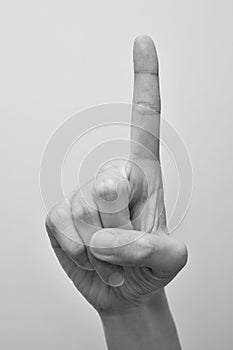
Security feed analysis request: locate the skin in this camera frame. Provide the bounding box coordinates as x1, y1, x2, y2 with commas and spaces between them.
45, 35, 188, 350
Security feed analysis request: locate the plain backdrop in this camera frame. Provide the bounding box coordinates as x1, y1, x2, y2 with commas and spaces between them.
1, 1, 233, 349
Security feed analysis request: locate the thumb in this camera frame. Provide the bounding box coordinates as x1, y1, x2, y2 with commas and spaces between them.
89, 228, 188, 275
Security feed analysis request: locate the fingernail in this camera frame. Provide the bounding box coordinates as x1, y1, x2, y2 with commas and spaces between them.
90, 230, 116, 255
97, 181, 118, 201
108, 272, 125, 287
72, 257, 94, 271
84, 260, 94, 271
101, 188, 118, 201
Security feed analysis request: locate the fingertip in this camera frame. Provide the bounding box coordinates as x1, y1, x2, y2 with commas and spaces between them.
89, 229, 116, 250
133, 35, 158, 73
157, 234, 188, 273
174, 240, 188, 271
133, 34, 155, 48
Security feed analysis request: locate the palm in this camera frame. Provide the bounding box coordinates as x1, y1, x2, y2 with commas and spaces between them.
52, 242, 170, 314
72, 266, 169, 313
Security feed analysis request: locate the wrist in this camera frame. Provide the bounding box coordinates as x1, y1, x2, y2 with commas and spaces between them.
99, 288, 165, 318
99, 289, 181, 350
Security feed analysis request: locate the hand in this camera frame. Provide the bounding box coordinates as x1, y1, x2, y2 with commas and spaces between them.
45, 36, 188, 316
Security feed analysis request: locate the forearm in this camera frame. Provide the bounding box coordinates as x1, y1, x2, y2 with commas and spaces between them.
100, 290, 181, 350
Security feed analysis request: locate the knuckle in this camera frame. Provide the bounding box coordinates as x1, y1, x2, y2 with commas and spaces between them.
64, 240, 84, 257
175, 243, 188, 272
47, 203, 70, 229
72, 202, 86, 219
135, 101, 161, 115
72, 196, 94, 224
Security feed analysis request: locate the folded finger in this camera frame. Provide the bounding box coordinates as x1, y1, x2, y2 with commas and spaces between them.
71, 186, 125, 287
46, 200, 93, 270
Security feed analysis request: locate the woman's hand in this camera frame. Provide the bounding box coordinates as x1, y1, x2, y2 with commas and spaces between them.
45, 35, 187, 349
45, 36, 187, 315
46, 161, 187, 315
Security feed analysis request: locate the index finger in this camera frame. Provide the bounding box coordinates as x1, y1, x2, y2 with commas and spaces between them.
130, 35, 161, 160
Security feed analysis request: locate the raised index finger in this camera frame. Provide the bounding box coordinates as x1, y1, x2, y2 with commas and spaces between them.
130, 35, 161, 160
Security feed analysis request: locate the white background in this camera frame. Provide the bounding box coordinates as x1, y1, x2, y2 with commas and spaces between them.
1, 1, 233, 349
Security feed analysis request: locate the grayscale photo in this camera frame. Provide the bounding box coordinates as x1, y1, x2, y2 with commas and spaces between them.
1, 1, 232, 349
